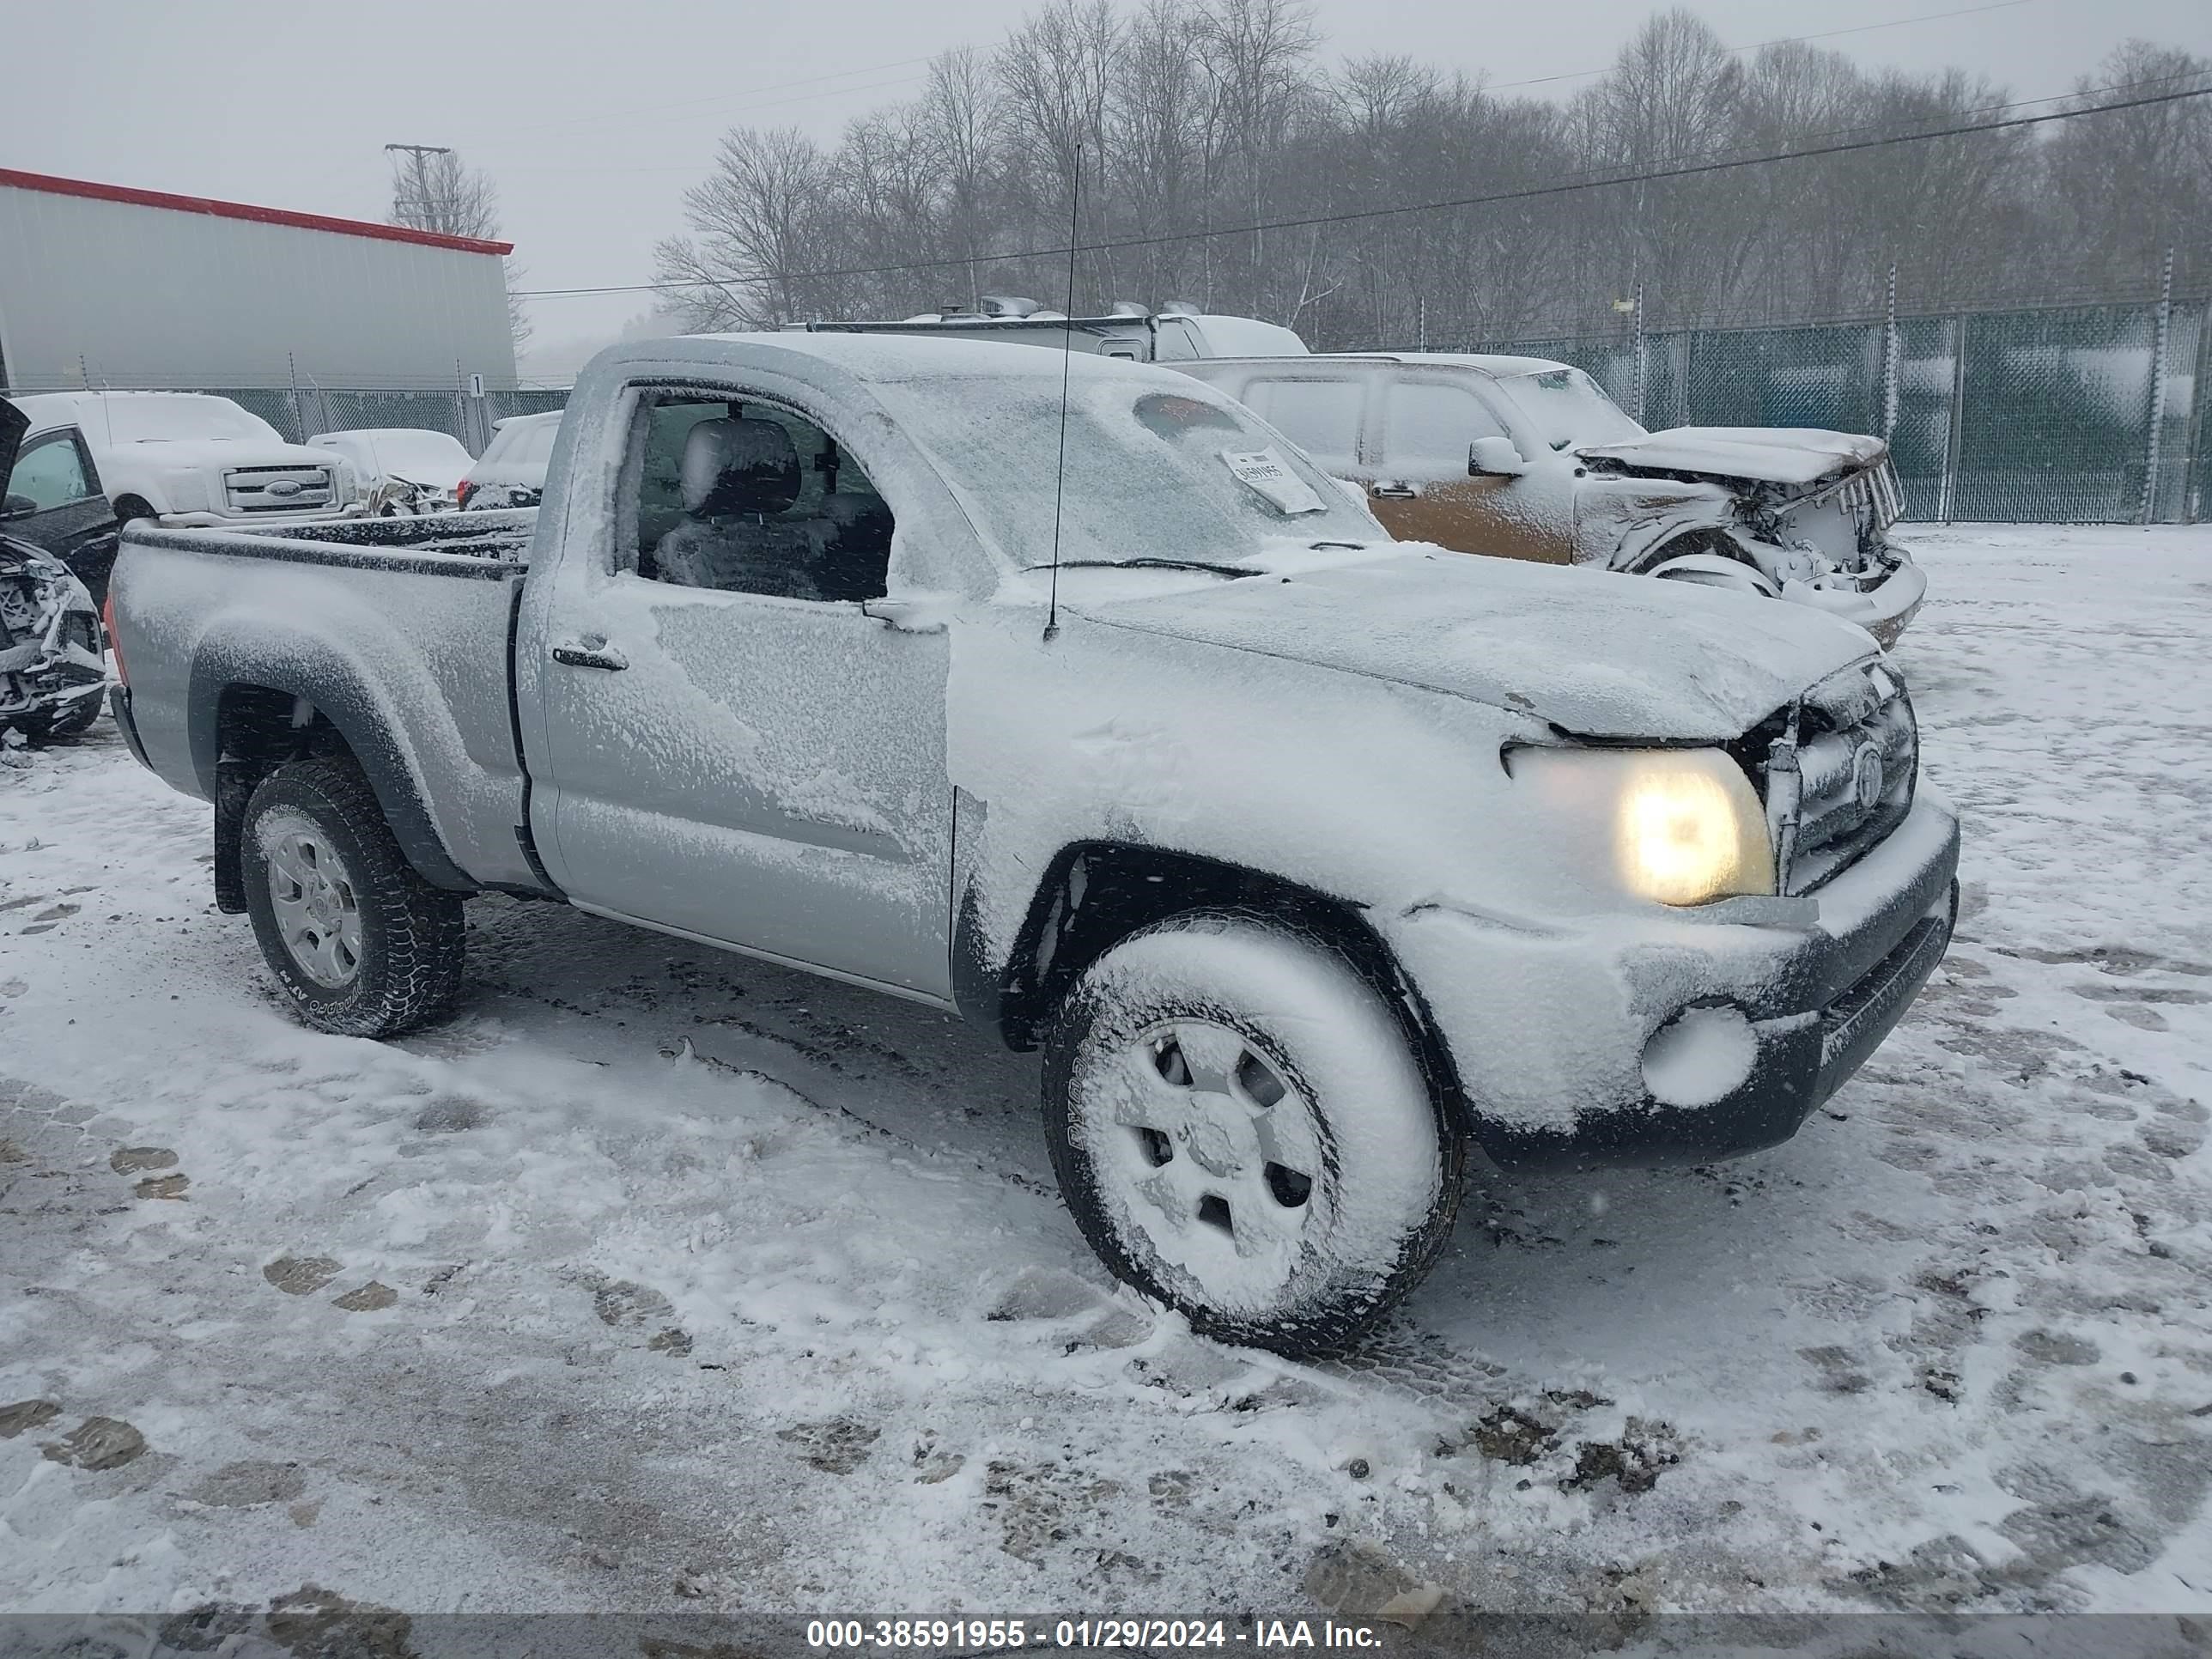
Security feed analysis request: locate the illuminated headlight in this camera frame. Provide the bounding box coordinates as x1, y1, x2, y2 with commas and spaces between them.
1512, 746, 1776, 905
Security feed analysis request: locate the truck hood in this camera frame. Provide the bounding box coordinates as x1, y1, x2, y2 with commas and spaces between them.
0, 397, 25, 484
112, 437, 347, 471
1067, 546, 1875, 741
1578, 426, 1886, 489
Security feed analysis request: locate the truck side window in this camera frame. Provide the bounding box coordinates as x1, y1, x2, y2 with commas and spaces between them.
1240, 379, 1358, 471
1382, 381, 1512, 477
630, 392, 893, 604
8, 429, 99, 510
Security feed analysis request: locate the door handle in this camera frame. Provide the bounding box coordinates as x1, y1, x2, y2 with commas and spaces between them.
859, 595, 949, 634
552, 640, 628, 671
1369, 482, 1418, 500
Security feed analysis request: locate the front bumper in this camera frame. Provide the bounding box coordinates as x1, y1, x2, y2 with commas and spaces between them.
1779, 549, 1926, 649
1384, 786, 1960, 1172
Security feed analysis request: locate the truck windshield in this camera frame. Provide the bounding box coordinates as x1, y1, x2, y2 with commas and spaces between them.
1492, 368, 1646, 452
871, 374, 1378, 570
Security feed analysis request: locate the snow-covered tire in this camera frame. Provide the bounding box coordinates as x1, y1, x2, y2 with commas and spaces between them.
240, 755, 465, 1038
1042, 912, 1461, 1355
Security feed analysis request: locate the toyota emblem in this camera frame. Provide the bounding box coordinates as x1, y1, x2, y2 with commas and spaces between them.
1851, 742, 1886, 811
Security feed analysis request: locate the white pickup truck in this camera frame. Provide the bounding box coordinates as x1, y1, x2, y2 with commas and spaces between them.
105, 333, 1959, 1354
9, 391, 358, 527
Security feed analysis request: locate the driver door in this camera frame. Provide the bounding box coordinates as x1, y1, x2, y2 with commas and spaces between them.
1364, 376, 1571, 564
3, 426, 121, 601
527, 382, 955, 1000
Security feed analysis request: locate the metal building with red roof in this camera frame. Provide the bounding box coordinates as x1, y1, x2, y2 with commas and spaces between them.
0, 169, 519, 394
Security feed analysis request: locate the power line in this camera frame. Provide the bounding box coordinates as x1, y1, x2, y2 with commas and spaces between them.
513, 82, 2212, 299
491, 3, 2034, 173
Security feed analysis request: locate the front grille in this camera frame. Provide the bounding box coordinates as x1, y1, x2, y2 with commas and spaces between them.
1823, 457, 1904, 534
222, 464, 336, 515
1739, 660, 1917, 895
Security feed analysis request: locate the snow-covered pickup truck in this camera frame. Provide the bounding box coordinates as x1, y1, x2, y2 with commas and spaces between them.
10, 392, 361, 530
106, 334, 1960, 1354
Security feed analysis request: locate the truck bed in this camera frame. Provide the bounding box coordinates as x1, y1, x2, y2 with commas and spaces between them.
110, 507, 545, 896
124, 507, 538, 574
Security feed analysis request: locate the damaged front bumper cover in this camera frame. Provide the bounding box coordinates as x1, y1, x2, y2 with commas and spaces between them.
1385, 787, 1960, 1172
1778, 550, 1927, 651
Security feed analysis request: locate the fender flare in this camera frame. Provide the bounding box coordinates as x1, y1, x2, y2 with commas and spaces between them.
187, 647, 474, 896
953, 840, 1475, 1141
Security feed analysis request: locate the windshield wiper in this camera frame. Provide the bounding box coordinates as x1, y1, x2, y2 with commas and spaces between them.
1026, 557, 1250, 576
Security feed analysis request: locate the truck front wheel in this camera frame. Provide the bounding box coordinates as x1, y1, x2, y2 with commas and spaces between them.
240, 755, 465, 1038
1042, 913, 1461, 1355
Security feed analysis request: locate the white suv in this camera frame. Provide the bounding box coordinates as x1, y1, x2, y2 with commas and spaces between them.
9, 392, 359, 526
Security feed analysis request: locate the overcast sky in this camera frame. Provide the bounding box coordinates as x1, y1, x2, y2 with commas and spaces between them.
6, 0, 2207, 372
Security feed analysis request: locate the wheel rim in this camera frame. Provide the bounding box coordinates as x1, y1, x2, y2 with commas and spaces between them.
1077, 1017, 1331, 1313
262, 814, 363, 989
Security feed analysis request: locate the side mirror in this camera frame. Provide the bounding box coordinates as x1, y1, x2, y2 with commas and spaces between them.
1468, 437, 1526, 478
1, 493, 36, 521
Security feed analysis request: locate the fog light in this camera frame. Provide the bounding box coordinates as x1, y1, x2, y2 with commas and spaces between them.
1641, 1005, 1757, 1108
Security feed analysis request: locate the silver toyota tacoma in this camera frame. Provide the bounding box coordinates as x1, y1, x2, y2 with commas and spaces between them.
106, 334, 1960, 1355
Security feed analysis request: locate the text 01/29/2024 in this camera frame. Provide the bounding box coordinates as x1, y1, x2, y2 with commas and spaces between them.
803, 1618, 1389, 1649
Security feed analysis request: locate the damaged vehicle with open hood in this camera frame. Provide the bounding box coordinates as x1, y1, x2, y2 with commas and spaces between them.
0, 395, 111, 743
1176, 351, 1926, 646
104, 335, 1958, 1354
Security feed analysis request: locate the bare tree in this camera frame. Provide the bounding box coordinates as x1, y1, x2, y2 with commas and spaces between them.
652, 3, 2209, 349
654, 126, 842, 327
922, 47, 1009, 310
2045, 41, 2212, 293
386, 147, 531, 354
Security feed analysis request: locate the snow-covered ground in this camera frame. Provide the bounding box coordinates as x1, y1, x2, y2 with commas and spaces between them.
2, 526, 2208, 1642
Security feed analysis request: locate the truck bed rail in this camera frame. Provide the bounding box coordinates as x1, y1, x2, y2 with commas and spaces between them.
124, 508, 534, 580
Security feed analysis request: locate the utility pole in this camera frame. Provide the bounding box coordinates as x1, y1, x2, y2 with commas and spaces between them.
385, 143, 455, 233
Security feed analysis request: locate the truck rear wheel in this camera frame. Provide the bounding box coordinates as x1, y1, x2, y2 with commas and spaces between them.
240, 755, 465, 1038
1042, 913, 1461, 1355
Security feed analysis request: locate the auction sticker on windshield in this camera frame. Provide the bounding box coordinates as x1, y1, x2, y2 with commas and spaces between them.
1222, 447, 1327, 514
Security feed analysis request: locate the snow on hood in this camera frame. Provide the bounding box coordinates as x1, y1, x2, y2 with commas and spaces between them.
0, 396, 25, 485
112, 436, 348, 471
1578, 426, 1887, 488
1066, 545, 1875, 741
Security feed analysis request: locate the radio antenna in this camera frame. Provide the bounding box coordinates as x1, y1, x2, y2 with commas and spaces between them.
1043, 143, 1082, 642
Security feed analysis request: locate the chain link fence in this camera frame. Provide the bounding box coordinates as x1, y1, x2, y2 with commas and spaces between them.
1449, 295, 2209, 524
145, 385, 573, 457
24, 294, 2209, 520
